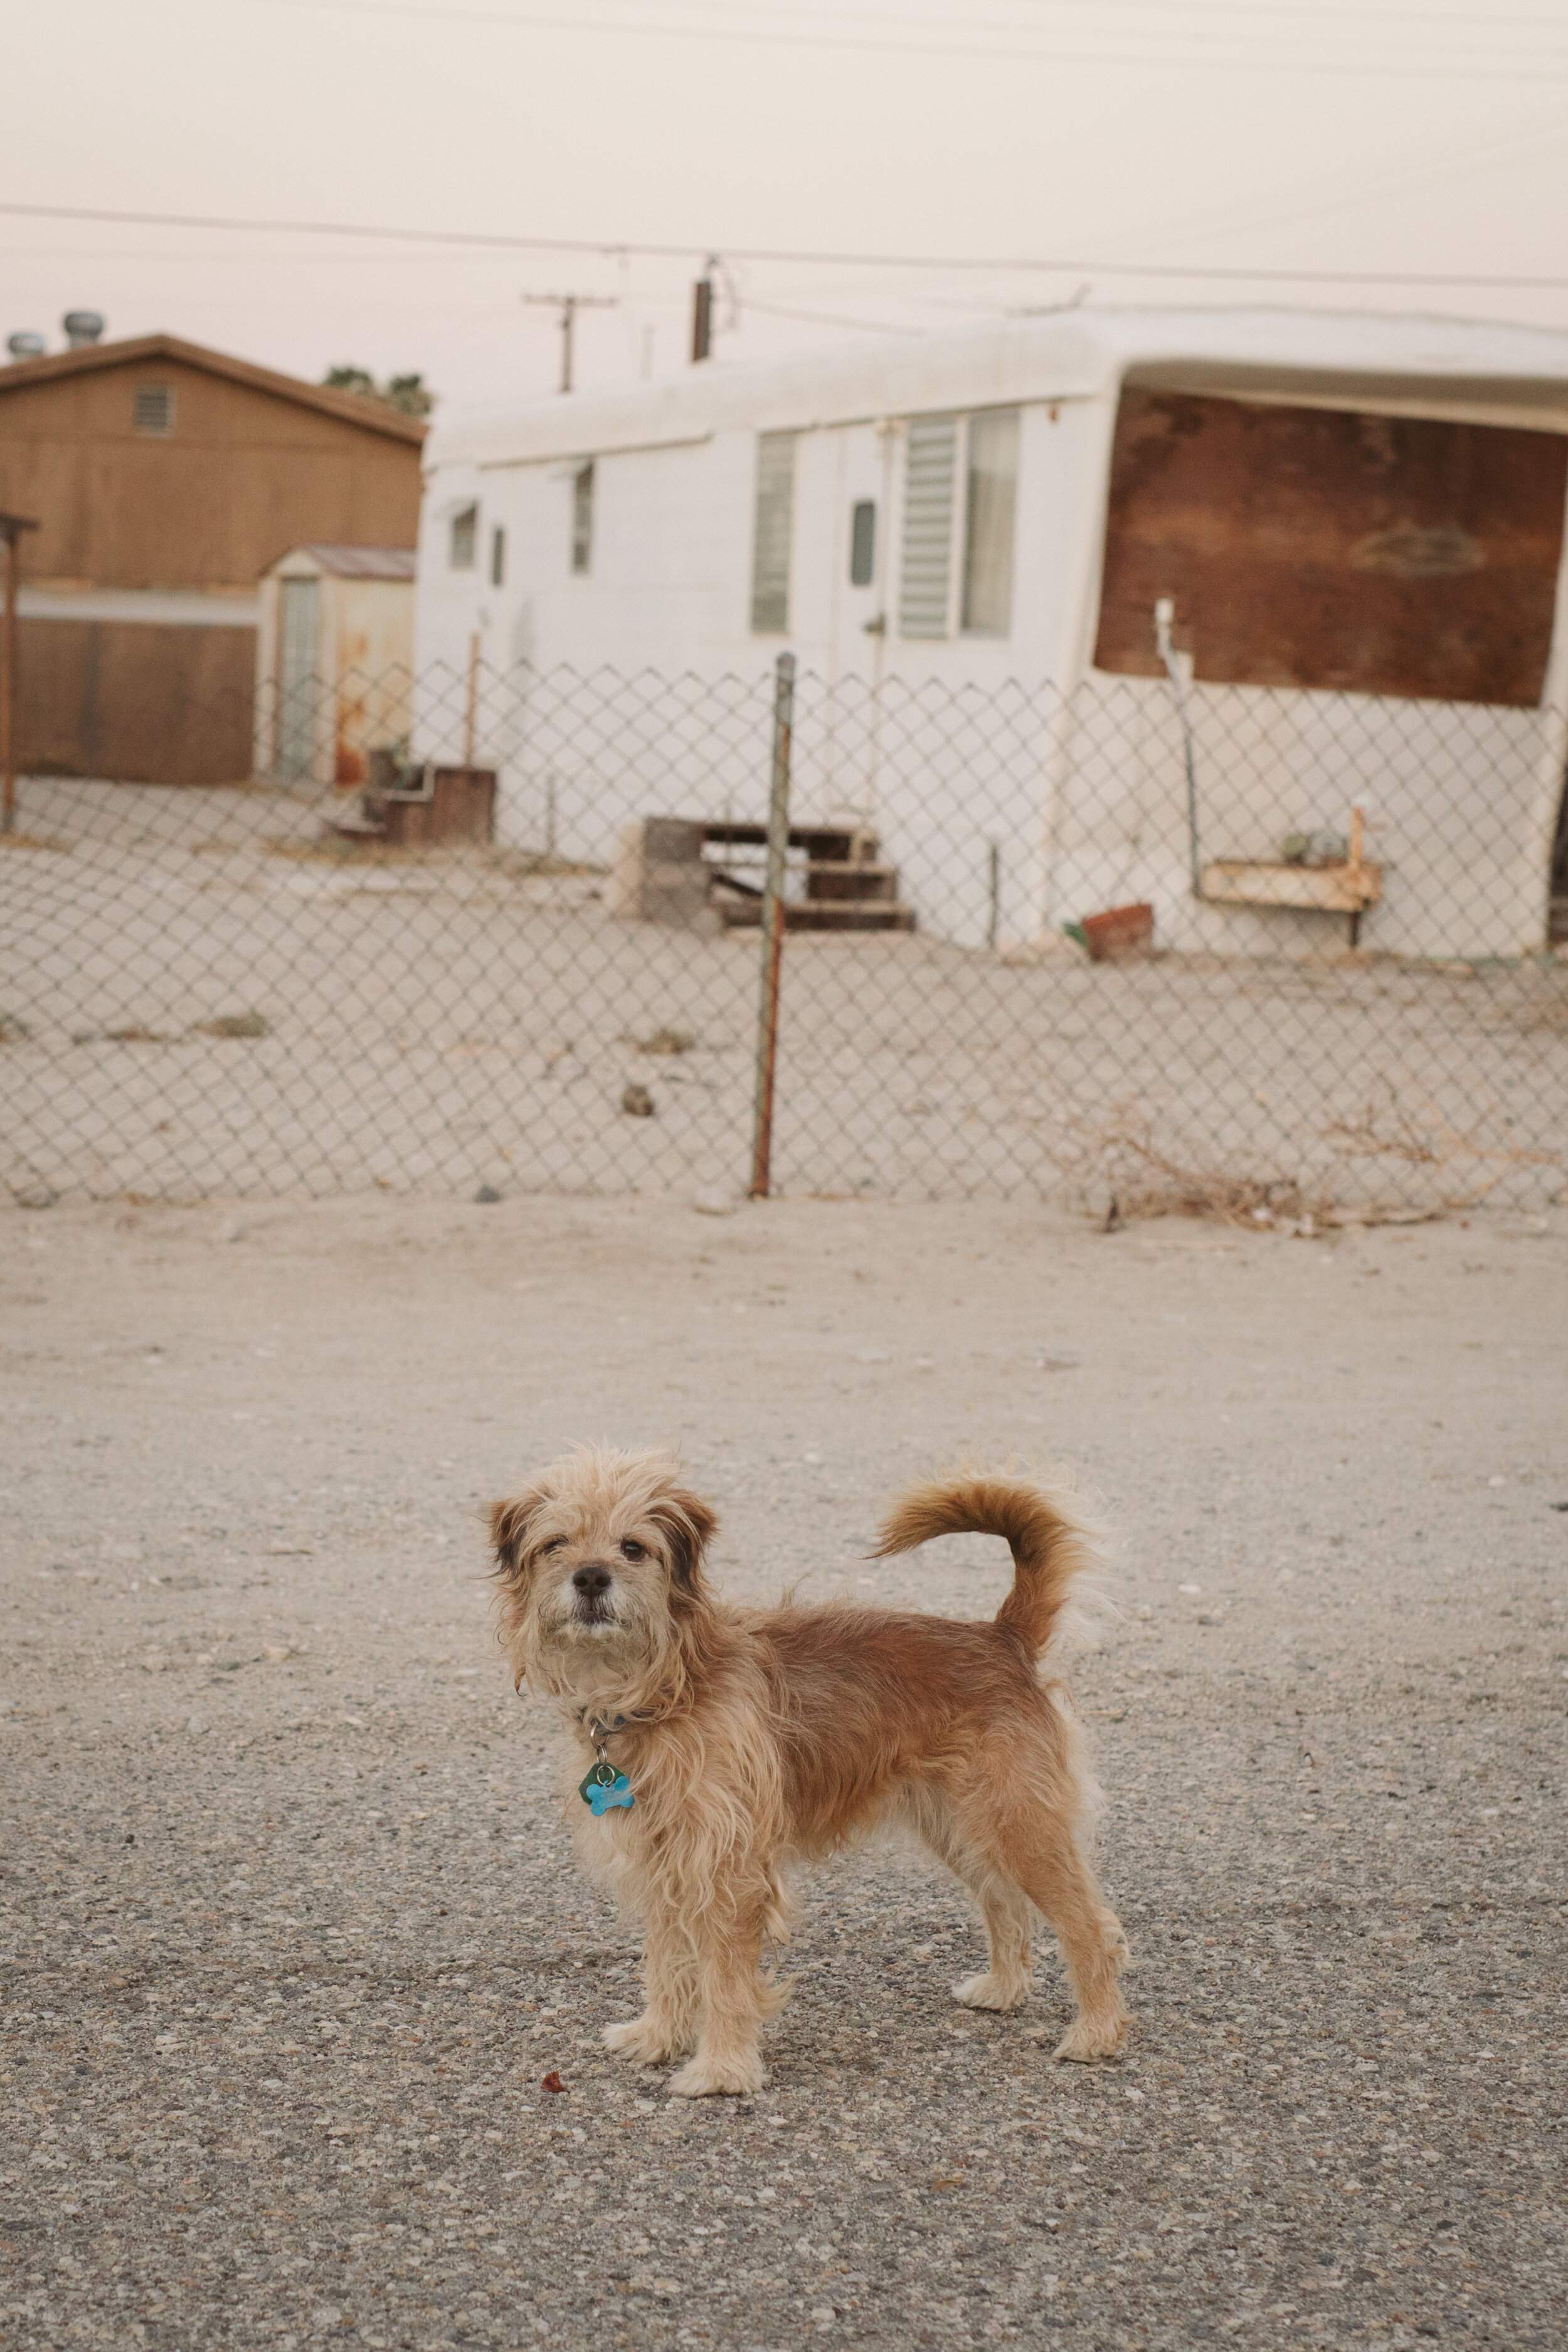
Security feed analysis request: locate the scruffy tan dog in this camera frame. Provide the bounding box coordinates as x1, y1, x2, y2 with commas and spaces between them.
490, 1447, 1128, 2098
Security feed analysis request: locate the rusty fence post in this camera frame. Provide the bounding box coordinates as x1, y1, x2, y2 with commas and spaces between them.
462, 631, 481, 767
749, 651, 795, 1200
0, 513, 41, 835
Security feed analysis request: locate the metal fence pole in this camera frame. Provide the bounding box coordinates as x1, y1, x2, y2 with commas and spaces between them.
749, 651, 795, 1199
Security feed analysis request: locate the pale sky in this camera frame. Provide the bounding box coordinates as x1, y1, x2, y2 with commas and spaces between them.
6, 0, 1568, 418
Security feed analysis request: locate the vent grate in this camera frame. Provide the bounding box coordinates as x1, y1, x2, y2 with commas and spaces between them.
132, 384, 175, 437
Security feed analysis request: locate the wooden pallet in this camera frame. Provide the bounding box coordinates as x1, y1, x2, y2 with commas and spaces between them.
613, 815, 917, 933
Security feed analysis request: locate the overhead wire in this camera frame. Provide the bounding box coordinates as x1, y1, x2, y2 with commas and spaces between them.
738, 297, 926, 336
236, 0, 1568, 79
1126, 103, 1568, 262
308, 0, 1568, 26
6, 201, 1568, 292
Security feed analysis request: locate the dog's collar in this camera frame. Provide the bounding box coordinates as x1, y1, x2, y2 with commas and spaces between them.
573, 1705, 661, 1742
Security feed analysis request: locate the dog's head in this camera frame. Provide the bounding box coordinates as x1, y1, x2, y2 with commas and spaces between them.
489, 1446, 718, 1698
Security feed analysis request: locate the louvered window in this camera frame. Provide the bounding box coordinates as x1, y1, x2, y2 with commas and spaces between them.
899, 416, 958, 638
961, 408, 1019, 636
750, 432, 797, 634
132, 384, 174, 437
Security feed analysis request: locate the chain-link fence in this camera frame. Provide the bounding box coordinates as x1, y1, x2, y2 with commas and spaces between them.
3, 654, 1565, 1218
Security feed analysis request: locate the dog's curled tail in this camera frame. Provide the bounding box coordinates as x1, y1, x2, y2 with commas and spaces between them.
871, 1471, 1099, 1656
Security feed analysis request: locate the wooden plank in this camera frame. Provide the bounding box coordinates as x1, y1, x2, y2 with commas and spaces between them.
1202, 859, 1383, 913
1093, 389, 1567, 706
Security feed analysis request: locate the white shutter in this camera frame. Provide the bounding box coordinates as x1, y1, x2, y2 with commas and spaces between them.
899, 415, 957, 640
750, 432, 797, 635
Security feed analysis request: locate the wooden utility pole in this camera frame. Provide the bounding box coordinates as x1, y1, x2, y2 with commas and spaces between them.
521, 292, 618, 394
0, 511, 40, 835
691, 255, 724, 363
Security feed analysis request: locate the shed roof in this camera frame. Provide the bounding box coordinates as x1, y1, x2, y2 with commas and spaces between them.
428, 305, 1568, 474
269, 543, 418, 579
0, 333, 427, 445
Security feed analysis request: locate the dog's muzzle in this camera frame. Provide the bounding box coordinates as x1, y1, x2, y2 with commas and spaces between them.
570, 1561, 617, 1626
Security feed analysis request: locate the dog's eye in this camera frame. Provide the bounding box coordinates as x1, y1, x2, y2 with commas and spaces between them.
618, 1539, 646, 1562
539, 1536, 567, 1554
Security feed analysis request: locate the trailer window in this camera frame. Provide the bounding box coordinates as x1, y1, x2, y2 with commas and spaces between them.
1093, 388, 1568, 706
849, 499, 876, 587
490, 526, 506, 588
750, 432, 797, 633
449, 504, 477, 570
961, 408, 1018, 636
571, 464, 595, 576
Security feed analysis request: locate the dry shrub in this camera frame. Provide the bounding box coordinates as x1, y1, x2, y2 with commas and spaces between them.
194, 1013, 270, 1040
1091, 1123, 1327, 1232
628, 1027, 696, 1056
1325, 1081, 1562, 1207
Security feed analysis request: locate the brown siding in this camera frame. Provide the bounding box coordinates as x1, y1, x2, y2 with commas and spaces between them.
0, 356, 422, 591
1093, 389, 1568, 707
16, 620, 255, 784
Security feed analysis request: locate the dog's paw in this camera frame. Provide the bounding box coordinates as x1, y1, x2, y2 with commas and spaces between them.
603, 2015, 687, 2065
1051, 2009, 1129, 2063
953, 1971, 1030, 2013
667, 2050, 765, 2099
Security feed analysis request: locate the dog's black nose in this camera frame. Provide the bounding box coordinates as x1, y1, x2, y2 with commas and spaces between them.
572, 1563, 613, 1598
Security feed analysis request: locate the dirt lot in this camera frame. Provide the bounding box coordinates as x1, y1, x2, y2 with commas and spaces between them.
3, 1189, 1565, 2351
4, 781, 1565, 1214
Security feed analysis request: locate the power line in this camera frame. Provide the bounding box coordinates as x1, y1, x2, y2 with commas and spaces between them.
342, 0, 1568, 27
1132, 104, 1568, 263
237, 0, 1568, 79
741, 296, 925, 337
7, 199, 1568, 292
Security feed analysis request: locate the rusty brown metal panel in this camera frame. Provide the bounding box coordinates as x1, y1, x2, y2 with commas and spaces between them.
1093, 389, 1568, 706
16, 618, 255, 783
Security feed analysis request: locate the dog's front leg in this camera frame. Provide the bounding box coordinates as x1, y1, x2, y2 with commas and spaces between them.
667, 1907, 768, 2099
603, 1911, 701, 2065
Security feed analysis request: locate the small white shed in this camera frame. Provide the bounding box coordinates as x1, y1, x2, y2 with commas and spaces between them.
415, 310, 1568, 959
257, 542, 416, 786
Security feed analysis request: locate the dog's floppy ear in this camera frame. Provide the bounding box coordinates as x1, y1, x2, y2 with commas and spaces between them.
652, 1484, 718, 1591
489, 1486, 547, 1586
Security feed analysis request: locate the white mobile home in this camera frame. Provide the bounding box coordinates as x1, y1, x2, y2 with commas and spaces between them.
415, 309, 1568, 958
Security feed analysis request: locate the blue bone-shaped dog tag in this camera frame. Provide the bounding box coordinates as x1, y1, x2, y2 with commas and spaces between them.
580, 1767, 635, 1815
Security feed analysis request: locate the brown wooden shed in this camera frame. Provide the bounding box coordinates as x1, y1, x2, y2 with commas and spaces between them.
0, 333, 425, 785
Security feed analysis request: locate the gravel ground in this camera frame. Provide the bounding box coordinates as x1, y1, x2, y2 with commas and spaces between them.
3, 1189, 1565, 2351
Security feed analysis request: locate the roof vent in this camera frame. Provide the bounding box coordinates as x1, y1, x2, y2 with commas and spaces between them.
6, 331, 45, 362
63, 310, 105, 348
